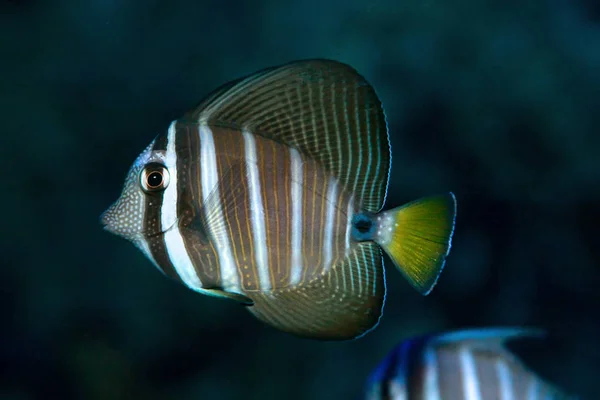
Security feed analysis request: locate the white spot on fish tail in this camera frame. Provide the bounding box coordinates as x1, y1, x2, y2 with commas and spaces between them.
323, 177, 338, 272
527, 376, 540, 400
242, 130, 271, 291
199, 124, 240, 291
496, 359, 514, 400
162, 121, 204, 289
423, 345, 441, 400
375, 213, 395, 246
460, 347, 481, 400
289, 147, 303, 286
345, 195, 354, 254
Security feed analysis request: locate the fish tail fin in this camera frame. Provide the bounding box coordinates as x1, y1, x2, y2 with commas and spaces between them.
373, 192, 457, 295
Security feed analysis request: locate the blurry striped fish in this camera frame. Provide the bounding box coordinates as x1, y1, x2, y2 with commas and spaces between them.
100, 59, 457, 340
364, 328, 579, 399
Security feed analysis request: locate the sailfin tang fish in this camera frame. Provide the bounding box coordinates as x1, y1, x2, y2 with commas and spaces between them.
365, 327, 579, 399
100, 59, 457, 340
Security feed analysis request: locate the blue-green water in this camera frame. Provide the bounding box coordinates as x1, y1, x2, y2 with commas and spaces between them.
2, 1, 598, 398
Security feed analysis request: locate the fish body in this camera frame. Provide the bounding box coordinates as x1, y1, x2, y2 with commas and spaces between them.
364, 328, 579, 399
101, 59, 457, 340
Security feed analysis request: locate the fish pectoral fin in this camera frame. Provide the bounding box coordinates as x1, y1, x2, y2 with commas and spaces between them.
200, 288, 254, 306
179, 162, 250, 243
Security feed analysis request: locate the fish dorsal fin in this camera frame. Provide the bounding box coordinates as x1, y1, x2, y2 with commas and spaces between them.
432, 327, 546, 353
183, 59, 390, 212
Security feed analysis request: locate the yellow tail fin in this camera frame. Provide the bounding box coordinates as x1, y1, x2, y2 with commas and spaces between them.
375, 193, 456, 295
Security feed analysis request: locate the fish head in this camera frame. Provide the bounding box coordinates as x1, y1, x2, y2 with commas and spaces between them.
100, 136, 172, 242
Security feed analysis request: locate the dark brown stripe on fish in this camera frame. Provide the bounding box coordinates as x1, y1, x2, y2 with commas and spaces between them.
299, 156, 320, 283
475, 350, 500, 399
152, 132, 169, 152
222, 150, 256, 290
403, 337, 428, 400
175, 123, 222, 288
210, 126, 257, 291
144, 232, 179, 280
255, 134, 291, 288
436, 347, 463, 398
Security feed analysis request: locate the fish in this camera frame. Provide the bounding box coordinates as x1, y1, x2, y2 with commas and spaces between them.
100, 59, 457, 340
364, 327, 579, 399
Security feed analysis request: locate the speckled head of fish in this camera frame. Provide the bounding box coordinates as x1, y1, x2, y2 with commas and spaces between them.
364, 327, 579, 399
100, 59, 457, 340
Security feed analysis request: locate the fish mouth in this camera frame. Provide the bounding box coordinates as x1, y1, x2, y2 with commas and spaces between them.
99, 203, 179, 238
99, 209, 113, 231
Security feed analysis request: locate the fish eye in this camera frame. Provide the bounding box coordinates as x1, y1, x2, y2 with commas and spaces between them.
140, 163, 170, 193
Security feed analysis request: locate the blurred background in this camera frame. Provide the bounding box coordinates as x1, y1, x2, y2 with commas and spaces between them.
2, 0, 599, 399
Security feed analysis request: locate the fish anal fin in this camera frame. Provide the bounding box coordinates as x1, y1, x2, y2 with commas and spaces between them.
245, 242, 386, 340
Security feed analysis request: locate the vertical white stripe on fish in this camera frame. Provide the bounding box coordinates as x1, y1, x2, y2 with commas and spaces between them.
242, 130, 271, 291
199, 124, 240, 291
289, 147, 303, 286
496, 360, 514, 400
345, 195, 354, 254
423, 346, 441, 400
323, 177, 338, 271
162, 121, 204, 289
460, 347, 481, 400
527, 377, 540, 400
